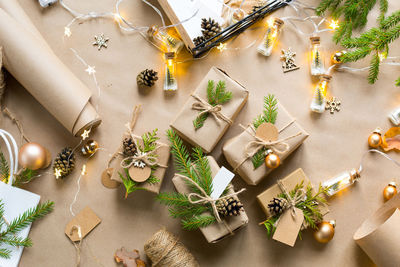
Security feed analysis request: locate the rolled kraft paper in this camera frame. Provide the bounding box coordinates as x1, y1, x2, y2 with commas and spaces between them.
0, 8, 101, 136
354, 193, 400, 267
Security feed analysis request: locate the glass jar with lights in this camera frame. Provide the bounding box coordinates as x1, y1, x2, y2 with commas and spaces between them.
147, 25, 183, 54
310, 74, 331, 113
322, 168, 361, 196
257, 18, 284, 56
310, 36, 325, 76
163, 52, 178, 91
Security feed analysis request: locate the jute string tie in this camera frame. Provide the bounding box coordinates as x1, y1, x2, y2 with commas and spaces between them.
191, 94, 232, 125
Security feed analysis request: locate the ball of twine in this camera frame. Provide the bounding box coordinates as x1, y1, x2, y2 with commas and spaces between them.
144, 229, 199, 267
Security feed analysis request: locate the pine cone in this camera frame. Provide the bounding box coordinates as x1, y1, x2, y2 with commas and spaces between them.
137, 69, 158, 87
201, 18, 221, 40
217, 197, 244, 217
268, 197, 287, 215
193, 36, 206, 47
122, 137, 137, 157
53, 147, 75, 178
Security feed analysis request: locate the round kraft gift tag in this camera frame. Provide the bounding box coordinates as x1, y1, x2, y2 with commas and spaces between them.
101, 168, 120, 189
256, 122, 279, 141
129, 165, 152, 183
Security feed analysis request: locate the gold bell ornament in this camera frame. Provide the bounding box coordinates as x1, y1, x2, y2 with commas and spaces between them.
81, 140, 99, 157
265, 149, 280, 169
383, 182, 397, 201
18, 142, 51, 170
367, 128, 382, 148
314, 220, 336, 243
331, 50, 347, 64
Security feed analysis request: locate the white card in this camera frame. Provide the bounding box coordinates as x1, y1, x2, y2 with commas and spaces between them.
0, 181, 40, 267
210, 167, 235, 199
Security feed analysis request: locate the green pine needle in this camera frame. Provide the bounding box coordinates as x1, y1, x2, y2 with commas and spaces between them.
157, 192, 192, 207
0, 151, 9, 182
251, 148, 267, 169
0, 248, 11, 259
182, 215, 216, 230
193, 80, 232, 130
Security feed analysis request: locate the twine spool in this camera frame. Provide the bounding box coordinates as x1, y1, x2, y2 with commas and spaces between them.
144, 229, 199, 267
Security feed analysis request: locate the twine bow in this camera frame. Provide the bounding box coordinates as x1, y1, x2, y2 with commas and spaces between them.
191, 94, 233, 125
276, 180, 306, 218
176, 174, 245, 223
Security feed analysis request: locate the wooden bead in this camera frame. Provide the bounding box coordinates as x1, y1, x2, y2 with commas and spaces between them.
383, 182, 397, 201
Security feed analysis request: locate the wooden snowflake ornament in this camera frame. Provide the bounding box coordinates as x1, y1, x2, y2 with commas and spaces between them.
326, 97, 341, 114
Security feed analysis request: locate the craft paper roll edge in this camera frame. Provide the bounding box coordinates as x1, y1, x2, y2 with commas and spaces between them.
0, 8, 101, 136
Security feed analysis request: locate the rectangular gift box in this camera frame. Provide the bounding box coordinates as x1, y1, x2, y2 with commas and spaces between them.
222, 101, 308, 185
157, 0, 225, 50
110, 133, 170, 194
171, 67, 249, 153
172, 156, 249, 243
257, 168, 329, 218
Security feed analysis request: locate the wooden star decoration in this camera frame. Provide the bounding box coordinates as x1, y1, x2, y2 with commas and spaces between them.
216, 43, 227, 52
81, 129, 91, 140
326, 97, 341, 113
93, 33, 109, 50
280, 48, 300, 73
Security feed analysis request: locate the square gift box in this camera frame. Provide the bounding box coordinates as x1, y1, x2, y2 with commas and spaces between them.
170, 67, 249, 153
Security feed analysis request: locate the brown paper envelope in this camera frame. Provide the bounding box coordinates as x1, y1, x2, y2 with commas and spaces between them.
65, 206, 101, 242
223, 102, 309, 185
172, 156, 248, 243
170, 67, 249, 153
354, 193, 400, 267
0, 8, 100, 135
257, 168, 329, 218
272, 208, 304, 247
110, 133, 170, 194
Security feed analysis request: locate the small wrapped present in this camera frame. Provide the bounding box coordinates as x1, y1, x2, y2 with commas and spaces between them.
105, 106, 170, 195
257, 168, 329, 247
171, 67, 249, 153
223, 96, 308, 185
172, 156, 248, 243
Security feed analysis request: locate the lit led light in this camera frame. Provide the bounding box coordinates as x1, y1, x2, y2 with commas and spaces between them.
216, 43, 227, 52
64, 27, 72, 37
328, 20, 339, 30
55, 168, 62, 179
81, 164, 87, 175
378, 52, 387, 62
85, 66, 96, 75
81, 129, 91, 140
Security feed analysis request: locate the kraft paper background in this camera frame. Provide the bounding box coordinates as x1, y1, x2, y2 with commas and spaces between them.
1, 0, 399, 266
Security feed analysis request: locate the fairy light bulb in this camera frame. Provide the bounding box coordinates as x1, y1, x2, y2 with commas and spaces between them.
310, 74, 331, 113
310, 36, 325, 76
328, 19, 339, 30
323, 169, 361, 196
147, 25, 183, 54
257, 18, 284, 56
388, 107, 400, 125
163, 52, 178, 91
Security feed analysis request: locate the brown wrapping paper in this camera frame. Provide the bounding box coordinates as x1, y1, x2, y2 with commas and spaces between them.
257, 168, 329, 246
172, 156, 248, 243
0, 1, 100, 136
110, 133, 170, 194
171, 67, 248, 153
223, 102, 309, 185
354, 193, 400, 267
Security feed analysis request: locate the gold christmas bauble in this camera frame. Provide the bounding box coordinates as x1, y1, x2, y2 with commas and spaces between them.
81, 140, 99, 157
331, 50, 347, 64
314, 220, 336, 243
265, 153, 280, 169
368, 132, 382, 148
19, 142, 51, 170
383, 182, 397, 201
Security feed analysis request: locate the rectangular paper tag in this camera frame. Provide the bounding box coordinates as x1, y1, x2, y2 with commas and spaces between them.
210, 167, 235, 199
65, 206, 101, 242
272, 208, 304, 247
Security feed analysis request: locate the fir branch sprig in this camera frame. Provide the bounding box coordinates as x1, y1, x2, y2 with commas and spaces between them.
0, 200, 54, 259
157, 129, 221, 230
0, 150, 36, 186
261, 181, 329, 238
120, 129, 161, 198
193, 80, 233, 130
252, 95, 278, 169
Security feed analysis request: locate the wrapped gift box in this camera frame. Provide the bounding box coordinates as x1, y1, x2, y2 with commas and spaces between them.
223, 101, 308, 185
172, 156, 248, 243
171, 67, 249, 153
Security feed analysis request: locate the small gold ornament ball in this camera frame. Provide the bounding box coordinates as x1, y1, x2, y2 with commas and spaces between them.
314, 220, 336, 243
331, 51, 347, 64
265, 153, 280, 169
19, 142, 50, 170
368, 133, 382, 148
383, 182, 397, 201
81, 140, 99, 156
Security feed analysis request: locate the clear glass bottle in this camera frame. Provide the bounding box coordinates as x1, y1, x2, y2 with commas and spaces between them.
310, 36, 325, 76
163, 52, 178, 91
147, 25, 183, 54
323, 169, 361, 197
310, 74, 331, 113
388, 107, 400, 125
257, 18, 284, 56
